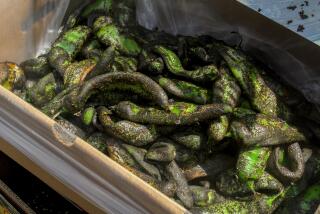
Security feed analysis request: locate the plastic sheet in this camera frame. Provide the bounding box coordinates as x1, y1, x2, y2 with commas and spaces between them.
0, 0, 69, 63
136, 0, 320, 106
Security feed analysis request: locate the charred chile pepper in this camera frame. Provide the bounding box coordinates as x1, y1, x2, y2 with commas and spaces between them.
157, 77, 210, 104
154, 45, 219, 82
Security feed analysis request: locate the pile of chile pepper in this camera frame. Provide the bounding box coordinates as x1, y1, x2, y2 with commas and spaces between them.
0, 0, 319, 213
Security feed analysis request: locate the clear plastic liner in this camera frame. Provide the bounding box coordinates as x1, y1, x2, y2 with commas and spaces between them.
136, 0, 320, 106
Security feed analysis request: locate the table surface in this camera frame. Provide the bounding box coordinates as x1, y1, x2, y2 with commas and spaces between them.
238, 0, 320, 45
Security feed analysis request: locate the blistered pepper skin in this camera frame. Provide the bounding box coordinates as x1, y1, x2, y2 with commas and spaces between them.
27, 73, 60, 108
98, 107, 158, 146
212, 63, 241, 108
154, 45, 219, 82
64, 72, 169, 113
218, 45, 293, 121
158, 77, 210, 104
0, 62, 25, 91
49, 26, 91, 76
230, 113, 307, 147
114, 101, 232, 126
268, 143, 305, 183
236, 147, 271, 182
20, 55, 51, 79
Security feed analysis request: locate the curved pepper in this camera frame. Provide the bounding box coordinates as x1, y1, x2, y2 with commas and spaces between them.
154, 45, 219, 82
49, 26, 91, 76
64, 72, 169, 113
217, 44, 293, 121
98, 107, 158, 146
114, 101, 232, 125
0, 62, 25, 91
157, 77, 210, 104
230, 113, 307, 147
268, 142, 305, 183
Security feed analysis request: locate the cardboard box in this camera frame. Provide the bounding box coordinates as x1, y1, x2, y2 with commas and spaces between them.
0, 0, 320, 213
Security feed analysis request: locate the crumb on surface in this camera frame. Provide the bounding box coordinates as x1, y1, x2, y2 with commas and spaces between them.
287, 5, 297, 10
297, 25, 305, 32
287, 20, 293, 24
299, 10, 309, 19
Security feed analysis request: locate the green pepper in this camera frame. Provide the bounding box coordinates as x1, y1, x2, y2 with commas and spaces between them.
114, 101, 232, 125
216, 169, 283, 197
82, 107, 96, 126
49, 26, 91, 76
190, 186, 217, 207
154, 45, 219, 82
236, 147, 271, 183
93, 17, 141, 56
20, 55, 51, 79
81, 40, 103, 61
191, 192, 285, 214
112, 56, 138, 73
212, 63, 241, 108
63, 59, 97, 87
64, 72, 169, 113
165, 160, 194, 208
170, 127, 206, 150
183, 154, 235, 181
138, 50, 164, 75
27, 73, 61, 107
145, 142, 176, 162
157, 77, 210, 104
98, 106, 158, 146
230, 113, 307, 147
86, 132, 108, 153
208, 115, 229, 143
217, 45, 293, 121
268, 143, 305, 183
276, 182, 320, 214
0, 62, 25, 91
122, 144, 161, 180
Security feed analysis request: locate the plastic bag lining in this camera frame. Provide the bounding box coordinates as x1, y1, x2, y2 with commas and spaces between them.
136, 0, 320, 105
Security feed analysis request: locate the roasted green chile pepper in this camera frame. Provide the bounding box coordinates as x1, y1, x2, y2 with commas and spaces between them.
157, 77, 210, 104
0, 62, 25, 91
98, 106, 158, 146
112, 56, 138, 73
236, 147, 271, 183
212, 63, 241, 108
20, 55, 51, 79
49, 26, 91, 76
183, 154, 235, 181
86, 132, 108, 153
63, 59, 97, 87
114, 101, 232, 125
165, 160, 194, 208
82, 107, 96, 126
138, 50, 164, 75
208, 115, 229, 143
268, 142, 305, 183
93, 16, 141, 56
64, 72, 169, 113
145, 142, 176, 162
216, 169, 283, 197
154, 45, 219, 82
230, 113, 307, 147
170, 127, 206, 150
191, 192, 285, 214
217, 45, 292, 121
122, 144, 161, 180
81, 39, 103, 61
27, 73, 61, 107
190, 186, 217, 207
